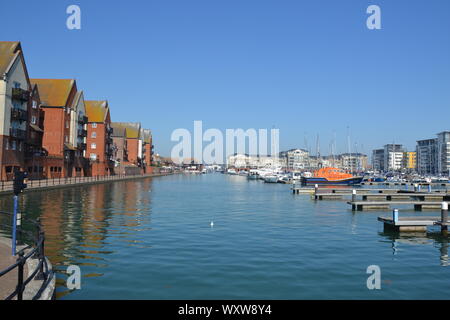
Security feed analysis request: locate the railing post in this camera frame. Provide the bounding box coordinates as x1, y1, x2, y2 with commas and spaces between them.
35, 226, 47, 281
441, 202, 448, 234
16, 251, 25, 300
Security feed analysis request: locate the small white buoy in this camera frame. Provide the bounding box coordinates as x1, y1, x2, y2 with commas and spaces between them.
210, 221, 214, 228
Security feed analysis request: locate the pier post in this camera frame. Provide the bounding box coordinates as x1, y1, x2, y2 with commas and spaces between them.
393, 208, 399, 224
441, 202, 448, 234
352, 189, 356, 202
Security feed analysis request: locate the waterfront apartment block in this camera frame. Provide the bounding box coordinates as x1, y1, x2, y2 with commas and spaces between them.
111, 123, 128, 169
111, 122, 152, 175
380, 144, 405, 172
85, 100, 114, 176
30, 79, 82, 178
142, 128, 153, 173
26, 83, 46, 179
0, 42, 31, 180
437, 131, 450, 175
0, 40, 155, 181
280, 149, 310, 170
416, 138, 438, 175
402, 151, 417, 171
372, 149, 384, 172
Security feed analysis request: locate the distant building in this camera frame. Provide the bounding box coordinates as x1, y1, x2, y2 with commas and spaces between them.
85, 100, 114, 176
340, 153, 368, 172
227, 154, 285, 168
372, 149, 384, 172
437, 131, 450, 175
280, 149, 309, 170
402, 151, 417, 171
383, 144, 405, 171
416, 138, 438, 175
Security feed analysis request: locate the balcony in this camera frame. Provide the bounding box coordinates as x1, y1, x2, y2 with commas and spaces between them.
10, 128, 27, 140
77, 129, 87, 137
77, 142, 87, 150
11, 88, 30, 102
78, 115, 88, 124
10, 108, 28, 122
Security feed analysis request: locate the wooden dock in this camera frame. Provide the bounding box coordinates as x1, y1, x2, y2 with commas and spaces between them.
348, 201, 444, 211
378, 216, 441, 232
315, 192, 449, 201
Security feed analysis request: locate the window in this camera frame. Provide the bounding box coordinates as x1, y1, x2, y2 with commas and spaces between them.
32, 101, 37, 109
5, 139, 8, 150
66, 121, 69, 128
31, 116, 37, 124
92, 123, 97, 128
13, 82, 20, 89
91, 143, 97, 149
90, 153, 97, 160
11, 140, 16, 150
91, 132, 96, 138
65, 136, 69, 143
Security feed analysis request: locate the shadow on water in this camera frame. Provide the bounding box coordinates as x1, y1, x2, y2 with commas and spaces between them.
0, 178, 154, 299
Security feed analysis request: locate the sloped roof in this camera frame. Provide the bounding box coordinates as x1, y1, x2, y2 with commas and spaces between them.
0, 41, 20, 76
142, 129, 152, 143
30, 79, 75, 107
112, 122, 141, 139
110, 122, 127, 138
85, 100, 108, 122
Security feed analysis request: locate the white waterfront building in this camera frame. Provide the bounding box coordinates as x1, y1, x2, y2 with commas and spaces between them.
227, 154, 285, 169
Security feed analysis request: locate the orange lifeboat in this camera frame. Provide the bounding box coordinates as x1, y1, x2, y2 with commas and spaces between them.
302, 167, 363, 186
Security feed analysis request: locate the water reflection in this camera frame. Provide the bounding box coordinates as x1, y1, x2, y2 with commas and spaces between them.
0, 178, 153, 298
379, 230, 449, 266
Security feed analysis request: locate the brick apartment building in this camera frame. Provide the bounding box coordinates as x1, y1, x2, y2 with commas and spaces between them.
111, 122, 144, 175
26, 83, 46, 179
142, 128, 153, 173
30, 79, 88, 178
85, 100, 115, 176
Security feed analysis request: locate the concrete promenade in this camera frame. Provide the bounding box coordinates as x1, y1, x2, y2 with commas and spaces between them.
0, 171, 174, 195
0, 238, 25, 300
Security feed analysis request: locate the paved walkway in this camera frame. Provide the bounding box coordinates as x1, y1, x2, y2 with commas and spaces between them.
0, 238, 27, 300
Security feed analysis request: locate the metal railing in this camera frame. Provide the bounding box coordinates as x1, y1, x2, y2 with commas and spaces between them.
0, 171, 167, 193
0, 214, 53, 300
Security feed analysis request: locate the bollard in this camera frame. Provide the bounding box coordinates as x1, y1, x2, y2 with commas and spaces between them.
393, 208, 399, 223
352, 189, 357, 202
441, 202, 448, 232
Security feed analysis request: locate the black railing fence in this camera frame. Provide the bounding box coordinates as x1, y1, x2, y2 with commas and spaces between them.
0, 213, 53, 300
0, 170, 170, 193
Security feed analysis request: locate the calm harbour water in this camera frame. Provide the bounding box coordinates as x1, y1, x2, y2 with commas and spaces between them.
1, 173, 450, 299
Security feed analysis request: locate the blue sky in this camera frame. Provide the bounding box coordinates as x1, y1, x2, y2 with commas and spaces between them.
3, 0, 450, 157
